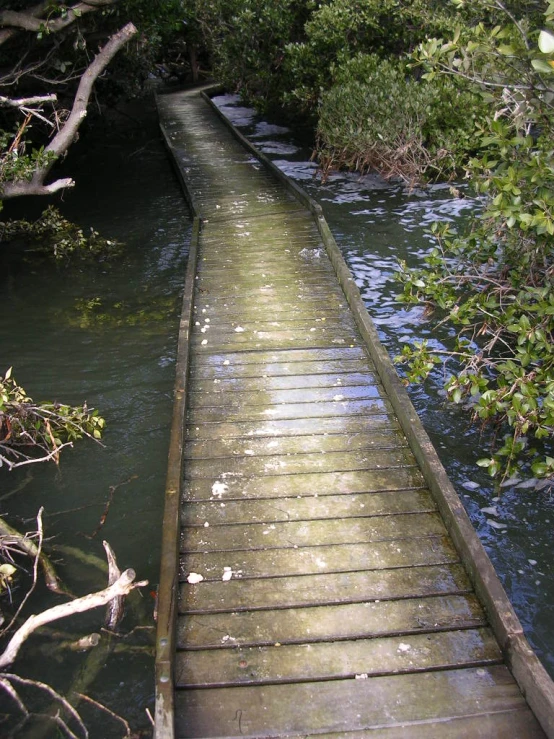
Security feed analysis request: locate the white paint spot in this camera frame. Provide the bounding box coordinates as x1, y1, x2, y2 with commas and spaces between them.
212, 481, 229, 498
187, 572, 204, 584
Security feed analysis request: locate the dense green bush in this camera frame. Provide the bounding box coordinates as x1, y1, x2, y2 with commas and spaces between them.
315, 53, 485, 183
188, 0, 310, 109
282, 0, 465, 112
396, 1, 554, 483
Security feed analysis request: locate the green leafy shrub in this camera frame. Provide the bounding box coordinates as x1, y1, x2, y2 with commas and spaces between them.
396, 1, 554, 483
315, 53, 484, 183
0, 367, 105, 470
282, 0, 466, 112
0, 206, 122, 261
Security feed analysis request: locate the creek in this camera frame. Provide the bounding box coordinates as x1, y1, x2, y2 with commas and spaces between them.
0, 90, 552, 736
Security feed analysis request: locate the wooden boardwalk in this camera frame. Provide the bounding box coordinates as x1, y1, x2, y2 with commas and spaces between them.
154, 88, 554, 738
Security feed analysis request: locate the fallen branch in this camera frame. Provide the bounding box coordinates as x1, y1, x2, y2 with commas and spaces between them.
76, 692, 131, 738
0, 568, 147, 669
0, 1, 120, 37
103, 541, 123, 631
0, 672, 87, 739
0, 94, 57, 108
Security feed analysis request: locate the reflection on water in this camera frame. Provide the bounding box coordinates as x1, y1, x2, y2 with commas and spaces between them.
214, 93, 554, 677
0, 109, 190, 735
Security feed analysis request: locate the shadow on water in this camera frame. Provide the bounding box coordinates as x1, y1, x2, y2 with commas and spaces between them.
212, 93, 554, 679
0, 98, 190, 736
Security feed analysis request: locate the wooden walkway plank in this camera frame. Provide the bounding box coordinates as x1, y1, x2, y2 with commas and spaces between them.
180, 512, 448, 552
177, 593, 487, 649
154, 88, 554, 739
179, 536, 460, 581
174, 666, 541, 737
176, 627, 502, 687
180, 489, 435, 526
183, 468, 426, 501
183, 429, 407, 458
179, 564, 474, 613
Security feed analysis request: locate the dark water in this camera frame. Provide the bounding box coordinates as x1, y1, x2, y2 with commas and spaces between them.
212, 94, 554, 677
0, 103, 190, 735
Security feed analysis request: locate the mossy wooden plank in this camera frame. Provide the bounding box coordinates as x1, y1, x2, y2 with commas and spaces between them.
185, 416, 400, 441
180, 511, 446, 552
177, 594, 486, 649
179, 563, 473, 613
192, 308, 353, 327
188, 398, 393, 423
191, 346, 366, 366
183, 467, 425, 501
176, 627, 501, 687
191, 371, 379, 393
194, 265, 337, 283
181, 489, 433, 526
174, 666, 532, 737
179, 535, 459, 581
191, 321, 361, 345
193, 711, 545, 738
190, 330, 360, 353
194, 295, 347, 315
184, 448, 414, 480
190, 359, 374, 381
189, 385, 383, 409
197, 258, 331, 272
184, 430, 406, 459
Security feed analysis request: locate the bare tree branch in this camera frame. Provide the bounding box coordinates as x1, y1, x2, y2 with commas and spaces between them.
0, 568, 147, 669
0, 94, 57, 108
0, 510, 65, 598
0, 1, 121, 39
1, 21, 137, 200
1, 673, 88, 739
0, 1, 51, 47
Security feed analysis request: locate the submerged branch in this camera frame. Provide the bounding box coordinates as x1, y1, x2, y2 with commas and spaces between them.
0, 512, 65, 597
0, 568, 147, 669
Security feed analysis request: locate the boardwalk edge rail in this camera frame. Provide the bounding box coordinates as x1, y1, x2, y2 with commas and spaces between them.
154, 86, 554, 738
154, 99, 202, 738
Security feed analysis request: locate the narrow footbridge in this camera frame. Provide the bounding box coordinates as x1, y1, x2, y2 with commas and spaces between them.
154, 87, 554, 738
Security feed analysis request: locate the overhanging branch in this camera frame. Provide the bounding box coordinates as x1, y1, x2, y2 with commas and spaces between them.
1, 21, 137, 200
0, 1, 121, 41
0, 94, 57, 108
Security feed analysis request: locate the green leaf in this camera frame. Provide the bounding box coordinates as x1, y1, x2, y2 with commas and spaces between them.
538, 30, 554, 54
532, 58, 554, 74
